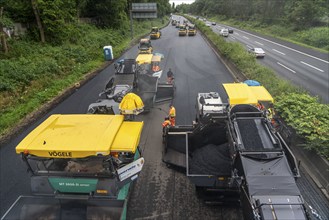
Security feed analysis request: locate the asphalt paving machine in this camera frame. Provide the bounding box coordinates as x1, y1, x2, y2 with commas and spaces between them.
1, 114, 144, 220
88, 56, 174, 114
162, 84, 310, 220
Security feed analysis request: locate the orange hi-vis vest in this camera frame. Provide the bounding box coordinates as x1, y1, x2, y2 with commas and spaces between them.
162, 120, 171, 127
169, 106, 176, 118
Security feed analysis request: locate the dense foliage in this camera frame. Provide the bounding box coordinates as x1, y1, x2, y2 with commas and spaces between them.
177, 0, 328, 30
1, 0, 171, 44
176, 0, 329, 50
188, 16, 328, 158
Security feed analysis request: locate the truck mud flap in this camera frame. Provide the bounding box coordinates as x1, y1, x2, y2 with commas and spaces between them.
1, 196, 125, 220
155, 83, 174, 103
162, 126, 193, 171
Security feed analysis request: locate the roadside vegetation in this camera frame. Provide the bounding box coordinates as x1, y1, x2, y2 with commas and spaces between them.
176, 0, 329, 52
188, 16, 329, 159
0, 0, 171, 137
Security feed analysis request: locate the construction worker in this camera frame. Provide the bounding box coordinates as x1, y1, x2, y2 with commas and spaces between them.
167, 68, 174, 84
257, 102, 265, 111
162, 116, 171, 132
169, 105, 176, 126
266, 108, 274, 120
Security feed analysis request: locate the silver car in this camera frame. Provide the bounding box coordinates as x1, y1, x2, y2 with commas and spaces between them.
220, 29, 229, 37
248, 47, 265, 58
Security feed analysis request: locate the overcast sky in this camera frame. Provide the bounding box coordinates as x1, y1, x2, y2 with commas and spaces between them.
169, 0, 195, 6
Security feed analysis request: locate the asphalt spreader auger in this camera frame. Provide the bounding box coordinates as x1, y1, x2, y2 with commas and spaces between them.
1, 114, 144, 220
162, 83, 313, 220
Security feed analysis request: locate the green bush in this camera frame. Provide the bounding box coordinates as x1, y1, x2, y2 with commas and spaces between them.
189, 16, 328, 158
294, 27, 329, 50
276, 94, 329, 157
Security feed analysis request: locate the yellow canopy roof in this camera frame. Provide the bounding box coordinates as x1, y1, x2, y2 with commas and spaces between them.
16, 114, 144, 158
136, 54, 153, 64
249, 86, 274, 103
223, 83, 273, 105
119, 93, 144, 115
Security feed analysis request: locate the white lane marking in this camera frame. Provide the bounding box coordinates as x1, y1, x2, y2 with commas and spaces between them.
235, 32, 240, 36
255, 41, 263, 46
237, 29, 329, 64
272, 49, 286, 55
243, 36, 249, 40
231, 36, 236, 40
300, 61, 324, 72
246, 45, 253, 49
277, 62, 296, 73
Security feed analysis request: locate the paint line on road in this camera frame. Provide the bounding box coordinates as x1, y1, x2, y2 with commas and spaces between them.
255, 41, 263, 46
277, 62, 296, 73
235, 32, 240, 36
246, 45, 253, 49
231, 36, 236, 40
300, 61, 324, 72
243, 36, 249, 40
272, 49, 286, 55
236, 29, 329, 64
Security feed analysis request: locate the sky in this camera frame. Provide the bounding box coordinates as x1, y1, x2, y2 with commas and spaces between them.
169, 0, 195, 6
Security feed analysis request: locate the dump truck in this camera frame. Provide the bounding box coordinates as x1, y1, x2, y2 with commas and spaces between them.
162, 84, 311, 220
150, 27, 161, 39
1, 114, 144, 220
138, 38, 153, 54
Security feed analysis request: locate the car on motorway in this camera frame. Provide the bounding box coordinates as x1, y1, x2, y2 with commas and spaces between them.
203, 18, 206, 21
206, 22, 211, 27
228, 28, 234, 33
211, 22, 216, 25
219, 29, 229, 37
248, 47, 265, 58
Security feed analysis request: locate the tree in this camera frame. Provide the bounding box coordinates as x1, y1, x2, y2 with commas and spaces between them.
31, 0, 45, 43
0, 7, 9, 53
172, 2, 175, 9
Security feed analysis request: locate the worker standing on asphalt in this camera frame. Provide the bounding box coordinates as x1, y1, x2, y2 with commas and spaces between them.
167, 68, 174, 84
169, 105, 176, 126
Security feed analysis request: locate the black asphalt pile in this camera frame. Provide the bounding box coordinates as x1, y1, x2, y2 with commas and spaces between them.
190, 123, 227, 151
237, 119, 263, 151
189, 143, 231, 175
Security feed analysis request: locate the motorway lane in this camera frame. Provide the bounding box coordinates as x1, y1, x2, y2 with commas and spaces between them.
207, 21, 329, 103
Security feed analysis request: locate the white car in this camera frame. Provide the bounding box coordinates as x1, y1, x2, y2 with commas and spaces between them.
219, 29, 229, 37
248, 47, 265, 58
